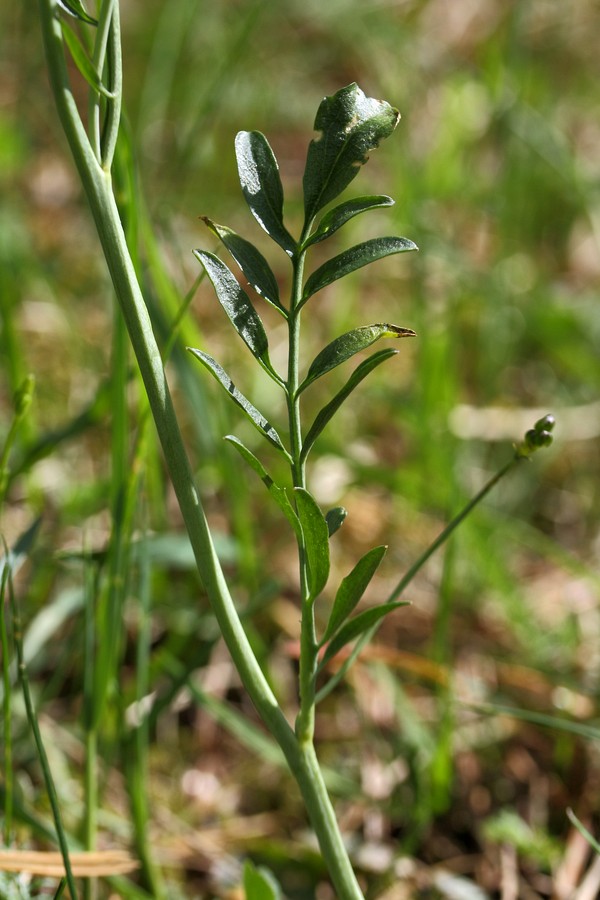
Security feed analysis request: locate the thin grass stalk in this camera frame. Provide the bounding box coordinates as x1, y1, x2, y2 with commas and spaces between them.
125, 451, 166, 898
316, 455, 523, 704
0, 565, 14, 846
53, 878, 68, 899
82, 554, 98, 900
6, 565, 78, 899
428, 541, 456, 816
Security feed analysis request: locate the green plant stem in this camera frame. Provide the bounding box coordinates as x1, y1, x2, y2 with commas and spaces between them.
388, 455, 519, 602
82, 552, 97, 900
7, 569, 78, 899
288, 245, 319, 744
38, 4, 363, 896
0, 567, 14, 846
83, 728, 97, 900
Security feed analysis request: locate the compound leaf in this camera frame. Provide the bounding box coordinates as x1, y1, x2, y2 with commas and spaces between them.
201, 218, 284, 315
319, 601, 409, 670
224, 436, 300, 538
193, 250, 280, 382
302, 236, 417, 305
321, 545, 387, 644
188, 349, 287, 454
301, 348, 398, 463
235, 131, 296, 257
303, 83, 400, 222
303, 195, 394, 249
299, 324, 415, 394
294, 488, 330, 601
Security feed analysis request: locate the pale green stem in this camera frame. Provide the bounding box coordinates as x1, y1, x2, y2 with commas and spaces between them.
88, 0, 119, 164
38, 4, 364, 894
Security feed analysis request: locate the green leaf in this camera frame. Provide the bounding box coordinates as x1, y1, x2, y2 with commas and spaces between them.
60, 21, 113, 97
303, 83, 400, 222
325, 506, 347, 537
201, 218, 285, 315
299, 324, 415, 394
301, 349, 398, 463
294, 488, 330, 601
224, 436, 301, 539
302, 236, 418, 305
188, 349, 287, 454
303, 195, 394, 249
235, 131, 296, 257
193, 250, 280, 382
319, 601, 409, 670
321, 545, 387, 644
243, 860, 282, 900
56, 0, 97, 25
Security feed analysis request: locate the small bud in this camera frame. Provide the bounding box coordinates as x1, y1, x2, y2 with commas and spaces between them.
325, 506, 347, 537
534, 413, 555, 434
516, 414, 556, 458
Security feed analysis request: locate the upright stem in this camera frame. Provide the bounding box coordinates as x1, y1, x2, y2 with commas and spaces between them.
37, 4, 364, 895
288, 246, 319, 743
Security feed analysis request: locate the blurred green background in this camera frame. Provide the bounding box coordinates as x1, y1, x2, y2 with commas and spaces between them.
1, 1, 599, 897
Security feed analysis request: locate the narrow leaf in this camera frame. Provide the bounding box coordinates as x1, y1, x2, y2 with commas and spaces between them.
56, 0, 97, 25
302, 236, 418, 305
235, 131, 296, 257
321, 545, 387, 644
243, 860, 282, 900
224, 436, 301, 539
319, 601, 409, 670
303, 83, 400, 222
193, 250, 279, 381
61, 22, 113, 97
303, 195, 394, 249
299, 324, 415, 394
325, 506, 347, 537
201, 218, 285, 315
294, 488, 330, 601
188, 349, 287, 454
301, 349, 397, 463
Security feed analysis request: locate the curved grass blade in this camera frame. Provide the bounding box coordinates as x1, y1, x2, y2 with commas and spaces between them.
303, 195, 394, 249
193, 250, 281, 383
321, 545, 387, 644
303, 83, 400, 222
294, 488, 330, 601
235, 131, 296, 257
56, 0, 97, 25
201, 218, 285, 316
188, 349, 288, 455
224, 435, 300, 539
299, 324, 415, 394
302, 236, 418, 305
301, 349, 398, 463
60, 21, 114, 98
319, 601, 409, 671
